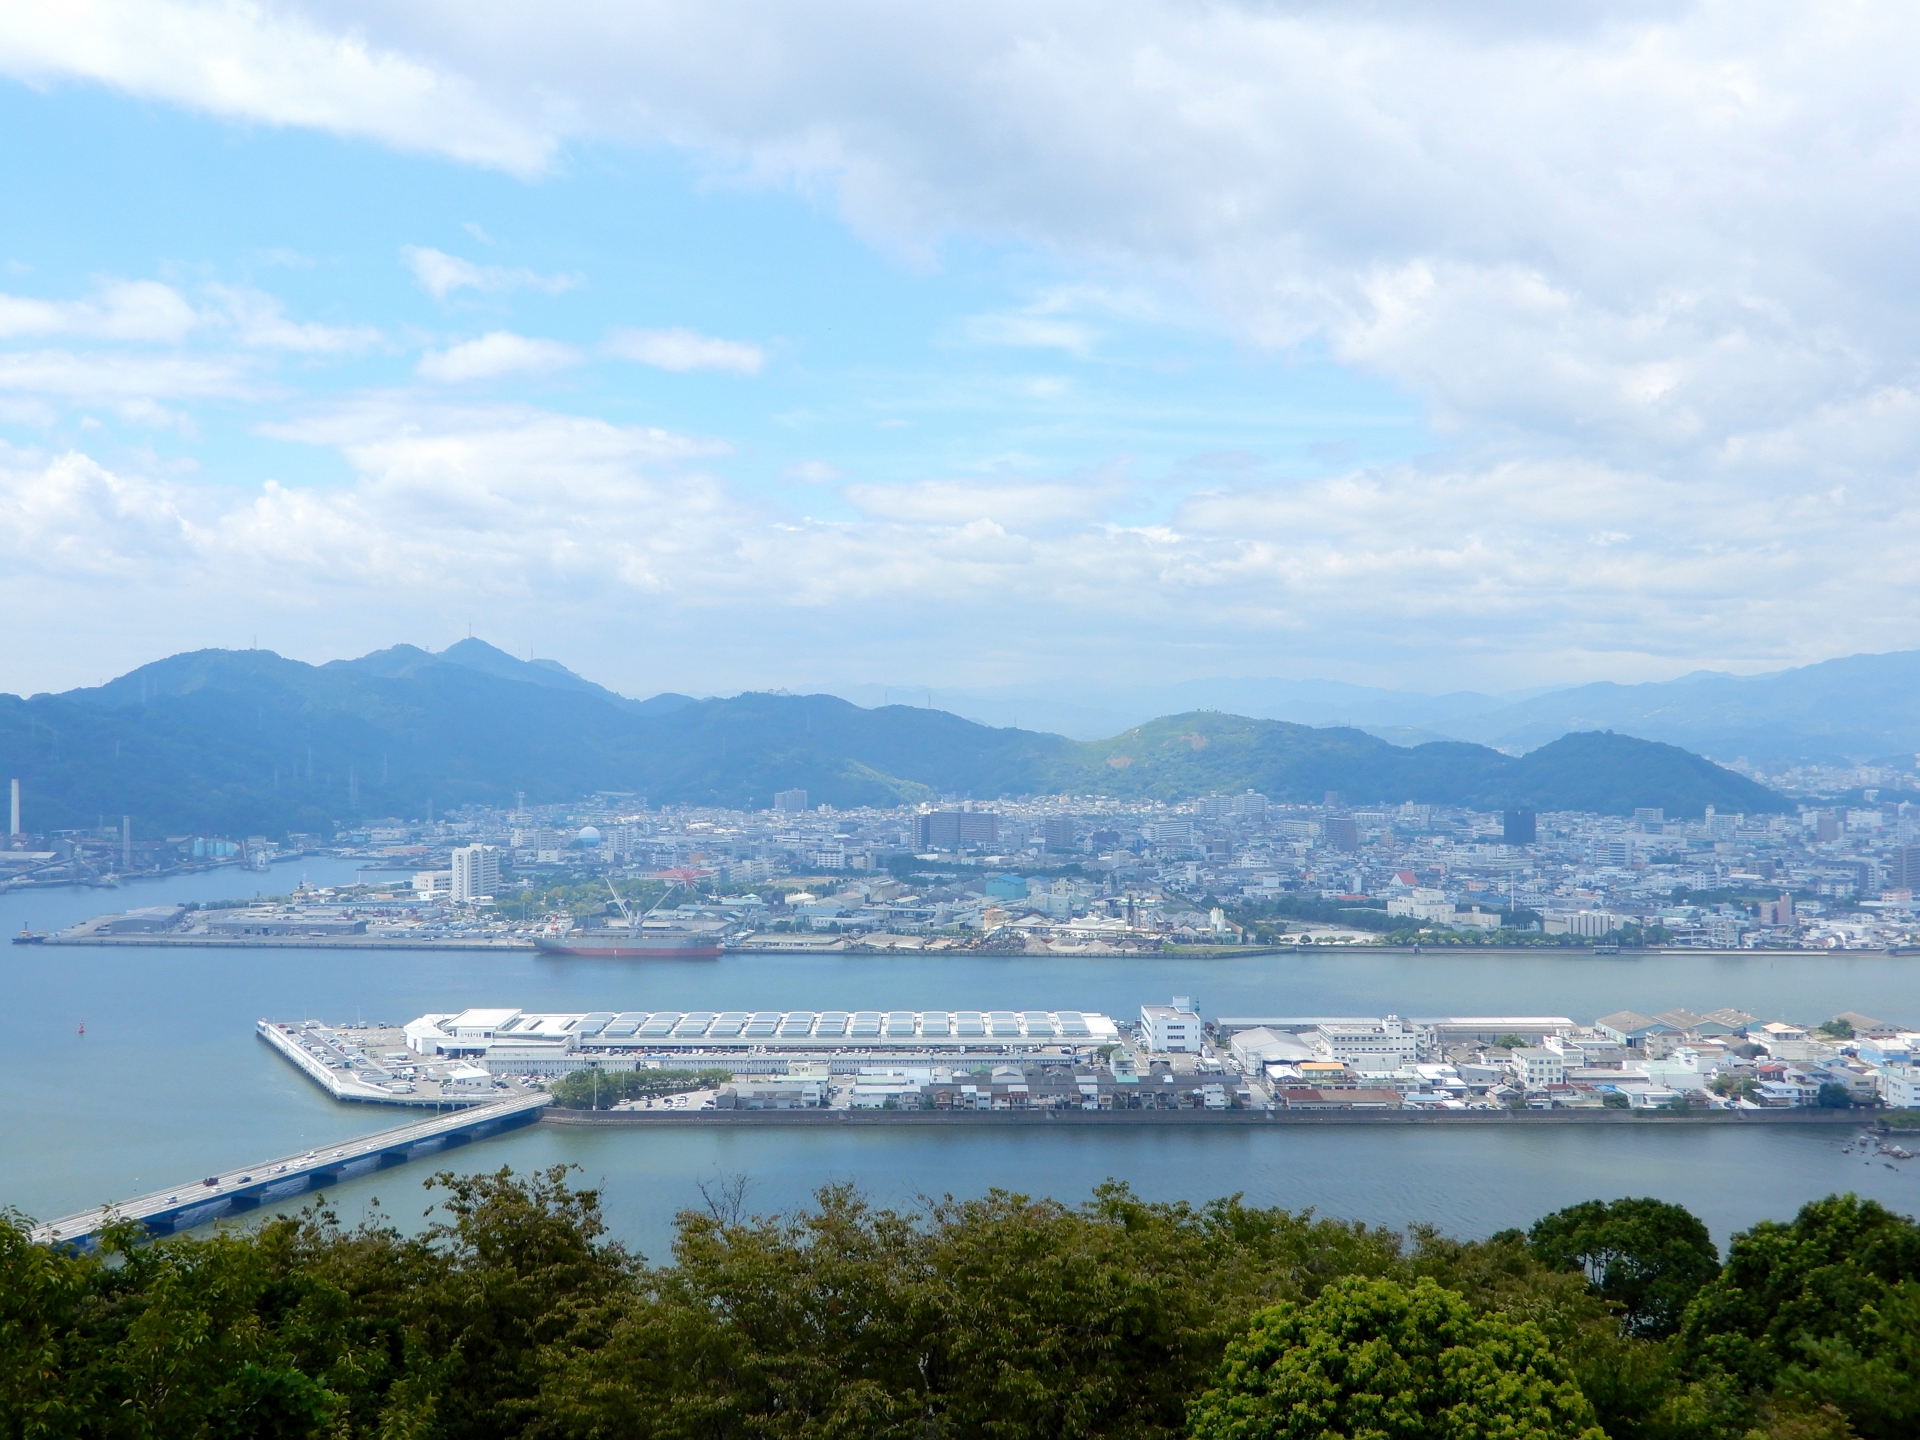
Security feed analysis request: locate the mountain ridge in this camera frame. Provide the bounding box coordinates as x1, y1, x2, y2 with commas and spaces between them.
0, 644, 1786, 838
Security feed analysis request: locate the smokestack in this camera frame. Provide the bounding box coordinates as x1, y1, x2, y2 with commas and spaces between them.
122, 815, 131, 871
9, 778, 17, 837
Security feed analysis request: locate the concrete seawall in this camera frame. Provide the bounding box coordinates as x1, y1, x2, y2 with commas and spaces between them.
541, 1106, 1867, 1128
49, 934, 535, 950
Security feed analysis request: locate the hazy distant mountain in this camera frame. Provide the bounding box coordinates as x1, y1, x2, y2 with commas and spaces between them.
838, 648, 1920, 763
1435, 651, 1920, 762
824, 677, 1550, 741
0, 645, 1782, 838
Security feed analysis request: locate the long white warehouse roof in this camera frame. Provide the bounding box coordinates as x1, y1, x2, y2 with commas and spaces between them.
407, 1006, 1120, 1054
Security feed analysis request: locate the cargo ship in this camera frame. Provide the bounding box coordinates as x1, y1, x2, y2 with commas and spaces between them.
533, 923, 724, 960
532, 880, 725, 960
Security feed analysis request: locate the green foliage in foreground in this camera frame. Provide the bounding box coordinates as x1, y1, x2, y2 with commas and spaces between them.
547, 1067, 735, 1109
1187, 1275, 1605, 1440
3, 1174, 1918, 1440
1526, 1197, 1721, 1338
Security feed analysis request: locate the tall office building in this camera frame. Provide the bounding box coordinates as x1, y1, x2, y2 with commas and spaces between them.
1503, 809, 1537, 845
773, 788, 809, 814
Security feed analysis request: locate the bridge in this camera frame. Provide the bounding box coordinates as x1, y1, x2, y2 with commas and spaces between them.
31, 1092, 549, 1249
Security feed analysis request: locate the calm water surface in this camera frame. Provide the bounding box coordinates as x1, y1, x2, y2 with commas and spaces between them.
5, 863, 1918, 1254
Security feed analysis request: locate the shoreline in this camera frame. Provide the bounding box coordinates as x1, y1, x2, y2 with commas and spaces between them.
33, 933, 1905, 958
541, 1106, 1867, 1128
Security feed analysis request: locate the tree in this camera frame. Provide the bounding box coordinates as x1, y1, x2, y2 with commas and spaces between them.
1681, 1193, 1920, 1438
1815, 1082, 1853, 1109
1817, 1018, 1856, 1040
1527, 1198, 1720, 1338
1497, 1034, 1529, 1049
1186, 1275, 1605, 1440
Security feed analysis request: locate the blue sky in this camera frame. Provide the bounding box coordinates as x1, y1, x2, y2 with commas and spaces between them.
0, 79, 1425, 513
2, 3, 1918, 701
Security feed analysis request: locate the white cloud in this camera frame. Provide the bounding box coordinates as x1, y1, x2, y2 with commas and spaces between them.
402, 246, 580, 300
0, 280, 196, 342
786, 460, 843, 484
206, 285, 381, 352
12, 2, 1920, 688
6, 399, 1920, 693
0, 0, 554, 175
844, 476, 1122, 527
962, 314, 1095, 355
0, 349, 257, 403
415, 331, 583, 382
603, 327, 765, 374
12, 3, 1914, 466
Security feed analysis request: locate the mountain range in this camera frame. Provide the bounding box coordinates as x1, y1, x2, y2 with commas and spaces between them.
835, 650, 1920, 763
0, 641, 1786, 839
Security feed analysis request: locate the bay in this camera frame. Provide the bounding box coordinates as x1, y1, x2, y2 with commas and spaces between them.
5, 863, 1918, 1256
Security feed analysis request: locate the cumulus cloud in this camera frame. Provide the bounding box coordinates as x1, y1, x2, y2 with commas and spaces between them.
206, 285, 381, 352
7, 397, 1920, 693
844, 477, 1120, 527
602, 327, 765, 374
0, 0, 554, 174
402, 245, 582, 300
10, 1, 1920, 686
0, 350, 257, 403
0, 280, 197, 342
10, 3, 1913, 458
415, 331, 583, 382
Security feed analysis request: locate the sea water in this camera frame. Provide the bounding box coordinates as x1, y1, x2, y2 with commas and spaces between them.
4, 863, 1917, 1256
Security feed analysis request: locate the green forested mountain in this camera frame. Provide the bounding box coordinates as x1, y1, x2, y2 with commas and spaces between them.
0, 643, 1785, 838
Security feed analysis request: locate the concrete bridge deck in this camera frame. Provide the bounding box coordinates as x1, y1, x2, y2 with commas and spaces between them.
31, 1092, 549, 1249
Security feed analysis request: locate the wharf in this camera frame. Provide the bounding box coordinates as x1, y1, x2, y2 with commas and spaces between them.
544, 1106, 1867, 1128
30, 1094, 549, 1249
47, 933, 534, 950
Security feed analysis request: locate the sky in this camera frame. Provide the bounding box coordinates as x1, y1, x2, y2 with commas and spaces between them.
3, 2, 1920, 701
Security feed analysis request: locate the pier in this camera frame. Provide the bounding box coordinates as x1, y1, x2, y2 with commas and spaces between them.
30, 1093, 549, 1249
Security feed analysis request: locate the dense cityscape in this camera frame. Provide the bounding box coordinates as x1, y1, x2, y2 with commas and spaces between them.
21, 778, 1920, 951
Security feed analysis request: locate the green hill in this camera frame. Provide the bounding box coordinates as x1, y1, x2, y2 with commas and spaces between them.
0, 645, 1786, 838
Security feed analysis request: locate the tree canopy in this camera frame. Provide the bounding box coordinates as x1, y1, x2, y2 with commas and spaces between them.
1528, 1197, 1721, 1337
3, 1175, 1917, 1440
1186, 1274, 1604, 1440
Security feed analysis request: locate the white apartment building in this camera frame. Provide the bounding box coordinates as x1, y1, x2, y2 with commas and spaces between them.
1510, 1047, 1567, 1088
1140, 997, 1203, 1053
1877, 1067, 1920, 1109
450, 844, 500, 903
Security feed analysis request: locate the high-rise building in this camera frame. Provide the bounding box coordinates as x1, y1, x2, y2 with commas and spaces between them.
773, 788, 809, 814
1503, 809, 1537, 845
1042, 816, 1076, 849
1323, 815, 1359, 850
1231, 790, 1269, 818
1885, 846, 1920, 891
913, 811, 1000, 849
451, 844, 500, 903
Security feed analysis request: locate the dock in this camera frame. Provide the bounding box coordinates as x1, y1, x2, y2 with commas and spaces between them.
30, 1093, 549, 1249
